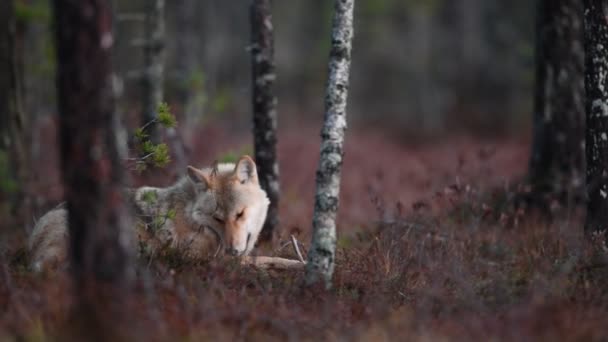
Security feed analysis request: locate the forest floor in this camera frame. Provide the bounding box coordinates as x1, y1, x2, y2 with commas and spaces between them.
2, 119, 608, 341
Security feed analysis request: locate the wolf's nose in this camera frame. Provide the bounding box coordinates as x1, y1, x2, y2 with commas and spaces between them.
226, 248, 239, 256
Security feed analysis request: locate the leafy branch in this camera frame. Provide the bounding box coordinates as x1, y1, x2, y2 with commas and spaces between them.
128, 102, 177, 172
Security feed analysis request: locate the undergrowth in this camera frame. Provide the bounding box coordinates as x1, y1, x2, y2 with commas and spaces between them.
2, 184, 608, 341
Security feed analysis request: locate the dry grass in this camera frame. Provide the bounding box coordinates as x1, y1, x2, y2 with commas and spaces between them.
1, 120, 607, 341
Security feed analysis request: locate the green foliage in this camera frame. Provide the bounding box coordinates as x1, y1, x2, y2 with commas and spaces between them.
131, 102, 177, 173
14, 1, 50, 22
152, 215, 166, 231
15, 1, 55, 78
152, 143, 171, 168
134, 127, 148, 141
166, 208, 177, 220
148, 207, 177, 232
157, 102, 177, 128
141, 190, 158, 204
141, 141, 156, 154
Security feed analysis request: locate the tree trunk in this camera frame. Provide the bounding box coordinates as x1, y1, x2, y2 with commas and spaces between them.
142, 0, 165, 143
0, 0, 30, 224
175, 0, 198, 121
251, 0, 280, 243
170, 0, 199, 172
52, 0, 133, 333
305, 0, 355, 289
584, 0, 608, 235
529, 0, 585, 207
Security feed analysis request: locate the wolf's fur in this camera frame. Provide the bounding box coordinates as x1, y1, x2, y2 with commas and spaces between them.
28, 204, 69, 272
29, 156, 270, 272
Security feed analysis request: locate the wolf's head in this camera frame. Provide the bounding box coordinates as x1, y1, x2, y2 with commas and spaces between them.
185, 166, 223, 239
215, 156, 270, 256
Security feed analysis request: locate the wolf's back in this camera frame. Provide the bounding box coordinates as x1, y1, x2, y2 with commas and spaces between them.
29, 208, 69, 273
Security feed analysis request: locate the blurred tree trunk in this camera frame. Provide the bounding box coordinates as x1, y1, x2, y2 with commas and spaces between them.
142, 0, 165, 143
306, 0, 354, 289
251, 0, 280, 243
461, 0, 485, 66
175, 0, 198, 121
529, 0, 585, 208
583, 0, 608, 236
0, 0, 31, 224
52, 0, 133, 335
164, 0, 194, 174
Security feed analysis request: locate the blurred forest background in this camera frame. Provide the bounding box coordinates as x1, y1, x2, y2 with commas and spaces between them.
21, 0, 534, 136
10, 0, 537, 232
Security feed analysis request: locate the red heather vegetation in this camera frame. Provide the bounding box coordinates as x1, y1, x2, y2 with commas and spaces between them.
2, 120, 608, 340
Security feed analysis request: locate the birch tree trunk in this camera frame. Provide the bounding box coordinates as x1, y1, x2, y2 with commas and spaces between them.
529, 0, 585, 207
584, 0, 608, 236
142, 0, 165, 143
52, 0, 133, 332
0, 0, 30, 225
251, 0, 280, 243
305, 0, 355, 289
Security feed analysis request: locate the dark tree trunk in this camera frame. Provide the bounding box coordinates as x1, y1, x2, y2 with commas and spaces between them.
584, 0, 608, 235
175, 0, 198, 117
251, 0, 280, 243
142, 0, 165, 143
52, 0, 133, 332
306, 0, 355, 289
168, 0, 199, 173
0, 0, 30, 224
529, 0, 585, 208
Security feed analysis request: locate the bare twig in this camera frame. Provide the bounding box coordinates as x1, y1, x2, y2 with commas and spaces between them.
291, 235, 305, 263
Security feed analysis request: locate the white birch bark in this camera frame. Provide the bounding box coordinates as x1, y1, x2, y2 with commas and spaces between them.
305, 0, 355, 289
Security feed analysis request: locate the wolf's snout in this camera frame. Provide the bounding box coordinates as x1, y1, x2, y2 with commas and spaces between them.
226, 247, 240, 256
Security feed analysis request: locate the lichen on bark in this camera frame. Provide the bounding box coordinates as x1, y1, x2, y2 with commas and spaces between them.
584, 0, 608, 236
529, 0, 585, 208
251, 0, 280, 243
305, 0, 355, 289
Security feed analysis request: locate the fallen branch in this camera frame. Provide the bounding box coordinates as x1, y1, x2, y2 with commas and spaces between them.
240, 256, 305, 270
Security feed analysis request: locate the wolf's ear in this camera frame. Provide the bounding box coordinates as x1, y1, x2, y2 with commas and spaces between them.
187, 166, 211, 191
234, 155, 258, 184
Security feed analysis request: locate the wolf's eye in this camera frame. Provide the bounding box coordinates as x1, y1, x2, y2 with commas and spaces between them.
236, 210, 244, 220
213, 216, 224, 224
